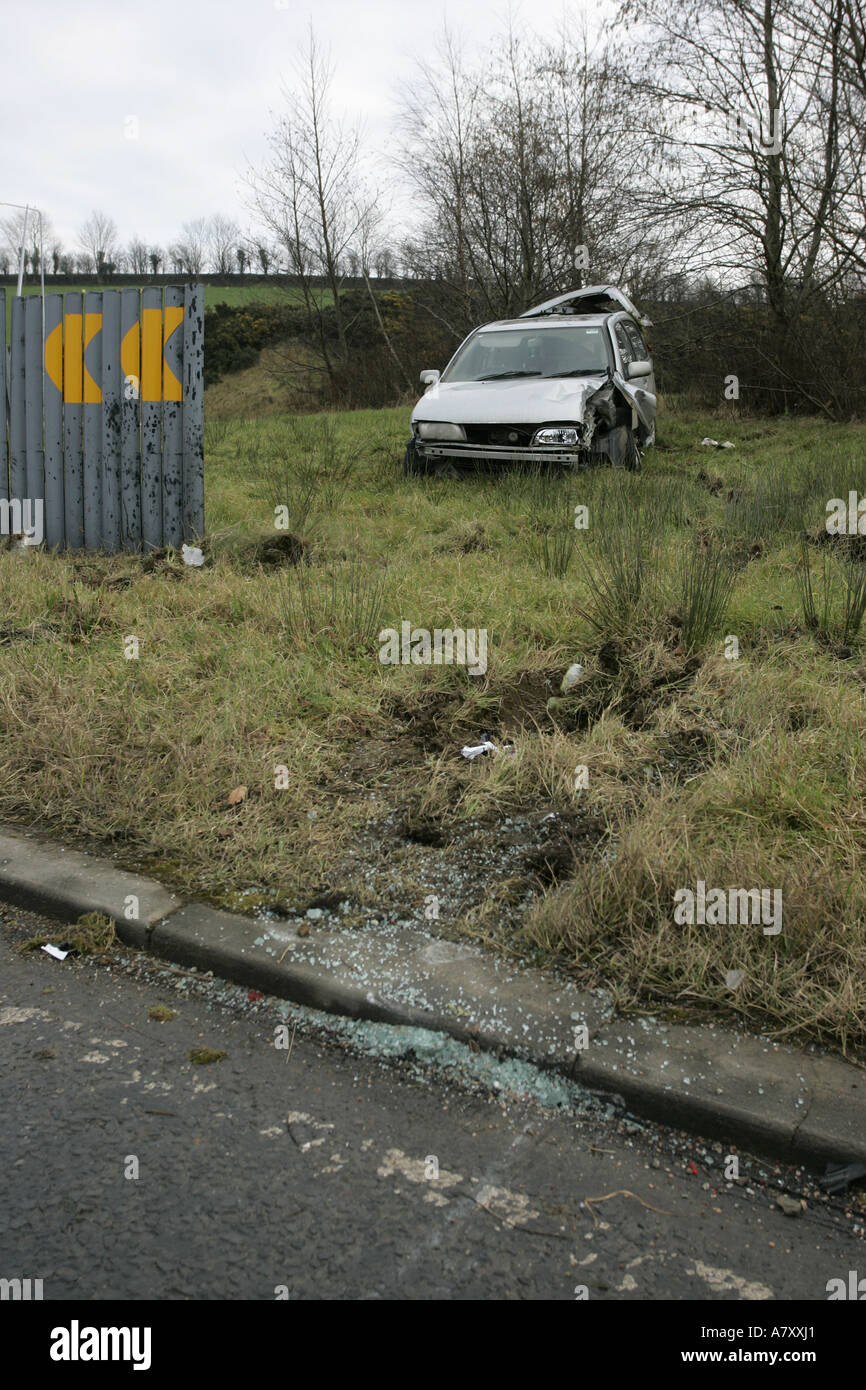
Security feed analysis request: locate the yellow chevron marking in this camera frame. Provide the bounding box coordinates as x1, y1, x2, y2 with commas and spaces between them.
121, 320, 140, 382
83, 312, 102, 403
63, 312, 83, 405
141, 307, 162, 402
162, 305, 184, 401
44, 321, 63, 394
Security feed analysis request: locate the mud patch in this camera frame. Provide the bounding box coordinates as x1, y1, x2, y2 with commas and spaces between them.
383, 666, 559, 752
243, 532, 309, 567
434, 521, 492, 555
549, 651, 701, 732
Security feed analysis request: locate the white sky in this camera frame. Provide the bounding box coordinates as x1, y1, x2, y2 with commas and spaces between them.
3, 0, 602, 254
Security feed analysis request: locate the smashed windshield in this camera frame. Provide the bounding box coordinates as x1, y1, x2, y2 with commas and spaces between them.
443, 326, 609, 382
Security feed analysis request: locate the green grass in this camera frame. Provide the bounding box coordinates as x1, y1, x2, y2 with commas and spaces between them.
2, 281, 330, 335
1, 399, 865, 1053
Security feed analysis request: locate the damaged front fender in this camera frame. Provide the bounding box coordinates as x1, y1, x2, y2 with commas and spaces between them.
585, 373, 654, 469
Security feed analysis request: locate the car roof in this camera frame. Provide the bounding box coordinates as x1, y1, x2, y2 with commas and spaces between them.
477, 313, 611, 331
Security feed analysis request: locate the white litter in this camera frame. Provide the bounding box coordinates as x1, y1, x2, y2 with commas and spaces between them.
461, 740, 497, 761
700, 438, 735, 448
41, 944, 69, 960
561, 662, 584, 693
181, 543, 205, 566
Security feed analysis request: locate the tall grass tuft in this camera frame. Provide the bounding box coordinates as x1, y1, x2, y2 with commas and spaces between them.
523, 464, 578, 578
678, 537, 736, 652
574, 501, 664, 636
279, 550, 387, 655
724, 466, 799, 543
799, 539, 866, 645
204, 416, 233, 453
236, 414, 357, 539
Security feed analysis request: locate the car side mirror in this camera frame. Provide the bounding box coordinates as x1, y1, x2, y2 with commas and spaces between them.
626, 359, 652, 379
420, 369, 440, 386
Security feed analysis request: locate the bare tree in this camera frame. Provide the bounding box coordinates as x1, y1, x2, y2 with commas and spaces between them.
396, 21, 657, 325
126, 237, 150, 275
794, 0, 866, 281
207, 214, 241, 274
78, 210, 119, 278
170, 218, 207, 276
621, 0, 864, 411
1, 206, 52, 281
373, 246, 396, 279
395, 27, 481, 329
249, 23, 379, 391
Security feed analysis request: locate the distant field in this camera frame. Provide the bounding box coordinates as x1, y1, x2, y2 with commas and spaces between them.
2, 281, 331, 335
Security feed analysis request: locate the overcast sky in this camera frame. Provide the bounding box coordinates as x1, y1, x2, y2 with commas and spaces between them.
4, 0, 604, 254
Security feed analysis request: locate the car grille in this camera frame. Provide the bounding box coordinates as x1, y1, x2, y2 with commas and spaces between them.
462, 424, 536, 447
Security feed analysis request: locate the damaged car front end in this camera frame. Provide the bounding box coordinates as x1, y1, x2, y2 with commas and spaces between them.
406, 285, 656, 475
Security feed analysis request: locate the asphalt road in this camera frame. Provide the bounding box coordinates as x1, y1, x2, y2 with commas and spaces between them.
1, 902, 863, 1302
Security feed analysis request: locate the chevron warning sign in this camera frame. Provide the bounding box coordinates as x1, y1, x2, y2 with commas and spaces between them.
0, 284, 203, 551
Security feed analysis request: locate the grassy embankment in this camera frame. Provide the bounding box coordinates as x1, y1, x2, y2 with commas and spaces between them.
0, 394, 864, 1053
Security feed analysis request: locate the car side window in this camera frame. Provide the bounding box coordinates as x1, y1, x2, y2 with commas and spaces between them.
624, 323, 648, 361
614, 322, 635, 366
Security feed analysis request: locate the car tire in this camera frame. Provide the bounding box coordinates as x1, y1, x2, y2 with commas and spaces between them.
403, 439, 425, 476
623, 428, 643, 473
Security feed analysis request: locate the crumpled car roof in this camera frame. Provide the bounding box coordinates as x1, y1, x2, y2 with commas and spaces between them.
519, 284, 653, 327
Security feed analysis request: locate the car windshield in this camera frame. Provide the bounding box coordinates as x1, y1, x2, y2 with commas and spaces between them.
443, 326, 609, 382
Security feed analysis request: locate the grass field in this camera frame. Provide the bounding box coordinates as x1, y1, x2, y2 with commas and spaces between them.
2, 281, 329, 335
1, 399, 865, 1054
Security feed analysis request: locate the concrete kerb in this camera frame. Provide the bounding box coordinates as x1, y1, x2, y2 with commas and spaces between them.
1, 825, 864, 1168
0, 829, 180, 948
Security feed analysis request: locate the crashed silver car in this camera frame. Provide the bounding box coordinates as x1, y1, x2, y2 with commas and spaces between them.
405, 285, 656, 475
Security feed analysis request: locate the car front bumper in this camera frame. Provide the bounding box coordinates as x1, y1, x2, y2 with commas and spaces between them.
416, 441, 588, 466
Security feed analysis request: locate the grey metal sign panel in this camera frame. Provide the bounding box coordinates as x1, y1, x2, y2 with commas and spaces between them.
101, 291, 122, 552
43, 293, 64, 548
162, 285, 184, 547
9, 295, 26, 500
63, 292, 85, 550
120, 288, 142, 550
182, 283, 204, 540
0, 289, 7, 501
6, 284, 204, 552
82, 291, 102, 549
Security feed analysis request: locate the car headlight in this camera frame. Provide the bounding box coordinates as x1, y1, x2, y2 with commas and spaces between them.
532, 426, 579, 446
416, 422, 467, 442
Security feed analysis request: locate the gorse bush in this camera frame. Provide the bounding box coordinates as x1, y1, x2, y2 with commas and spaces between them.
204, 301, 309, 386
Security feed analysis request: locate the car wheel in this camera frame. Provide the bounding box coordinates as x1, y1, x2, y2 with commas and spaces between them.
624, 428, 643, 473
403, 439, 425, 476
431, 460, 461, 479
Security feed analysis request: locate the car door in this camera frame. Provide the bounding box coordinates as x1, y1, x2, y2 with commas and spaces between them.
612, 316, 657, 444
